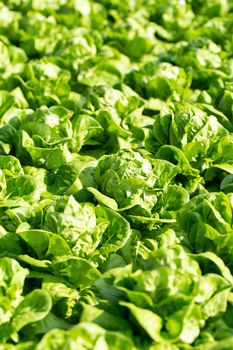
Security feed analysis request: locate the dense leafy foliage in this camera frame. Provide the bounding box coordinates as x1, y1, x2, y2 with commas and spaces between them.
0, 0, 233, 348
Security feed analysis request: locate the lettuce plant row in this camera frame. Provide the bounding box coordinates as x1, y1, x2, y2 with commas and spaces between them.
0, 0, 233, 349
